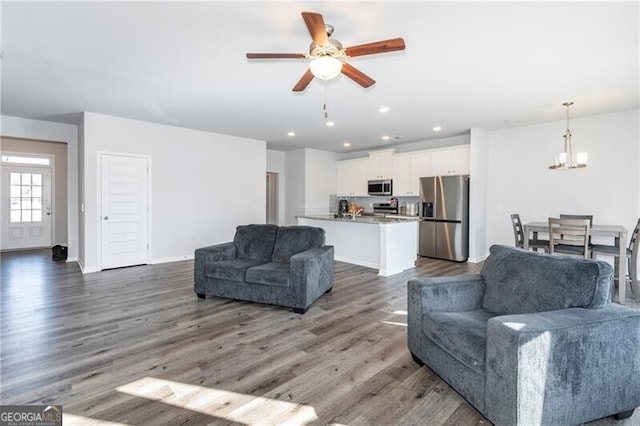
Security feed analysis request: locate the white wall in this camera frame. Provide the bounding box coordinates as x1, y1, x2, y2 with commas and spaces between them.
285, 149, 305, 225
485, 109, 639, 250
78, 116, 85, 267
469, 127, 490, 262
304, 149, 337, 215
0, 115, 80, 261
81, 112, 266, 272
282, 148, 337, 224
267, 150, 286, 225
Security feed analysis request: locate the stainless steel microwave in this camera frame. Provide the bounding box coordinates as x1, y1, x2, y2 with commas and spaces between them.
368, 179, 393, 196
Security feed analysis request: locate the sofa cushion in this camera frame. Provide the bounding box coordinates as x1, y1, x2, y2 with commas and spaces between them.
205, 258, 266, 282
481, 245, 613, 315
234, 224, 278, 262
271, 226, 325, 263
246, 262, 290, 287
423, 308, 497, 374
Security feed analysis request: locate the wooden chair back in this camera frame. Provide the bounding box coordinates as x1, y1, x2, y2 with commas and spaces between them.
560, 214, 593, 244
548, 218, 591, 258
630, 218, 640, 251
510, 214, 524, 248
629, 218, 640, 264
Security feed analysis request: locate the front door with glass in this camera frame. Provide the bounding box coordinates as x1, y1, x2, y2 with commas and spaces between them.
1, 166, 52, 250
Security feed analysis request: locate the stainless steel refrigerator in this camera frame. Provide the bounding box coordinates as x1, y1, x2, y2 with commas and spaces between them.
418, 175, 469, 262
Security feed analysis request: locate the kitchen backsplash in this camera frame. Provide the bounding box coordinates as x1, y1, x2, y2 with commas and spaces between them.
329, 194, 420, 215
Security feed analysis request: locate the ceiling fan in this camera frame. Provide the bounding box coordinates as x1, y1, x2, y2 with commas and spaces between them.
246, 11, 406, 92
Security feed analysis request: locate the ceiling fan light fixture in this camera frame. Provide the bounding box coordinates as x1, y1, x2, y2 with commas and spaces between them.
309, 56, 342, 80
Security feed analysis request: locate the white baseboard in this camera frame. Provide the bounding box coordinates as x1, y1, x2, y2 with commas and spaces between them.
467, 254, 488, 264
378, 266, 414, 277
77, 259, 99, 274
66, 256, 78, 262
76, 255, 193, 274
334, 255, 379, 270
151, 254, 194, 265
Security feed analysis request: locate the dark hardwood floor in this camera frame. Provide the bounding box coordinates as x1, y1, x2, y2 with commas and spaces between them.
1, 250, 638, 425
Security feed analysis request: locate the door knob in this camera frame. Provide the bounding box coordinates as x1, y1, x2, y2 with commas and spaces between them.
46, 212, 51, 216
103, 216, 109, 220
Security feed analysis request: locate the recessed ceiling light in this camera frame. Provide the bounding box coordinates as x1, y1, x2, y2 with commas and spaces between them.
343, 142, 351, 147
433, 126, 442, 132
378, 106, 390, 113
287, 131, 295, 137
326, 121, 335, 127
382, 135, 390, 141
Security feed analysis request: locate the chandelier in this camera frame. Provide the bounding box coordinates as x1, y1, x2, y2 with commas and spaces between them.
549, 101, 588, 170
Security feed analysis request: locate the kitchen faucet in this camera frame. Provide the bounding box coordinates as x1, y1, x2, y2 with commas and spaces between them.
351, 208, 364, 221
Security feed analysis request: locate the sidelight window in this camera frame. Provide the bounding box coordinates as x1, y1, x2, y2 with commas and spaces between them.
9, 172, 43, 223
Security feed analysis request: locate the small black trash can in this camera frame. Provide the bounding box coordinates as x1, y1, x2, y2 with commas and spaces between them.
52, 245, 68, 261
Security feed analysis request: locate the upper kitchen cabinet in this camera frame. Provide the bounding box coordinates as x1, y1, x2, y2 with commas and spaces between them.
337, 158, 369, 196
411, 151, 433, 179
392, 152, 431, 196
367, 150, 395, 180
431, 146, 470, 176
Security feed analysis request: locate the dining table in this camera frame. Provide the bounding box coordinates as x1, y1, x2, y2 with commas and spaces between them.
523, 221, 629, 304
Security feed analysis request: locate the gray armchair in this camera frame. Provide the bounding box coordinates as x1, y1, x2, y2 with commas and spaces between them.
408, 244, 640, 425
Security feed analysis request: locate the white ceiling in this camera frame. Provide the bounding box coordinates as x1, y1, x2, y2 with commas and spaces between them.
2, 1, 638, 152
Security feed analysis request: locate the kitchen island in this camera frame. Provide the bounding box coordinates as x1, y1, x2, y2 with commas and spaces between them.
297, 214, 419, 277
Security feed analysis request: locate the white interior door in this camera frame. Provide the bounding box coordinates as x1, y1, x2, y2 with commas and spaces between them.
100, 154, 149, 269
1, 166, 52, 250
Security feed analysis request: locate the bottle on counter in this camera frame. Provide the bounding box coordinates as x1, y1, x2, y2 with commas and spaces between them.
400, 202, 407, 216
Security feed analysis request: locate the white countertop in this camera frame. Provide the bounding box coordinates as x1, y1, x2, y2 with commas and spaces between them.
297, 214, 420, 224
297, 215, 418, 276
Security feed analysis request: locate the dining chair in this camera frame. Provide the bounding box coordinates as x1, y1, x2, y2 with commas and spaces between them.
510, 214, 549, 252
559, 213, 593, 246
560, 214, 594, 246
548, 218, 591, 258
591, 218, 640, 302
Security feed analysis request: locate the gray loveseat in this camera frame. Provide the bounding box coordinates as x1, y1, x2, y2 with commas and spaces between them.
408, 244, 640, 425
194, 224, 334, 313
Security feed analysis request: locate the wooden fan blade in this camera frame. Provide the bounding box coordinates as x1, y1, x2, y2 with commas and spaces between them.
341, 63, 375, 88
302, 12, 328, 46
344, 38, 406, 58
246, 53, 306, 59
292, 69, 315, 92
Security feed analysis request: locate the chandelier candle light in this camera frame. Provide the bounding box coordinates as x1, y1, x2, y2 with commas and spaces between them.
549, 101, 588, 170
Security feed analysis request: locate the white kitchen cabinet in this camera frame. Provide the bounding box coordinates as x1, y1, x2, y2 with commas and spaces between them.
337, 158, 369, 196
367, 150, 395, 180
392, 152, 432, 196
392, 154, 416, 196
411, 151, 433, 180
337, 145, 470, 197
431, 146, 470, 176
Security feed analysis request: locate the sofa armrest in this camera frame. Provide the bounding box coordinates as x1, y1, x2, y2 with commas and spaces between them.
290, 246, 334, 307
485, 305, 640, 426
407, 274, 485, 358
194, 242, 236, 282
408, 274, 486, 313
